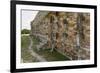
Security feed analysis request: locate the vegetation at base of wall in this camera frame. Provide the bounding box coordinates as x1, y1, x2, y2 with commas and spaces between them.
21, 35, 70, 63
32, 36, 70, 61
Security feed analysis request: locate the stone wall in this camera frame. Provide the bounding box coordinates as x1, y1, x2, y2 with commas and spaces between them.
31, 11, 90, 60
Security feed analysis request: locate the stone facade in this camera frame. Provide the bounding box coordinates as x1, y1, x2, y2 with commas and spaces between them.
31, 11, 90, 60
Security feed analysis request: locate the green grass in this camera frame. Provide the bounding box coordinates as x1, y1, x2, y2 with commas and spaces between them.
21, 36, 39, 63
32, 36, 70, 61
21, 35, 70, 63
34, 49, 69, 61
21, 36, 30, 49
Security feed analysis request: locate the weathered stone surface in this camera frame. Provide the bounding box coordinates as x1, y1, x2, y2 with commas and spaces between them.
31, 11, 90, 60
